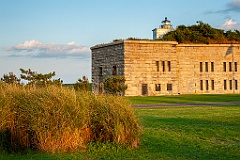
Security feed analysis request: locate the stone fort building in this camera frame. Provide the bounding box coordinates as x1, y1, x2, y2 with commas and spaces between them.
91, 18, 240, 96
91, 40, 240, 96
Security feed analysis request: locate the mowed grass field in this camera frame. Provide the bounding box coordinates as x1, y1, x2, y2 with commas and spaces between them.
1, 94, 240, 159
126, 94, 240, 104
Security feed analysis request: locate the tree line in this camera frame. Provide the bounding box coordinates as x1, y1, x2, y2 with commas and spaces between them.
160, 21, 240, 44
1, 68, 62, 87
1, 69, 127, 95
0, 68, 90, 91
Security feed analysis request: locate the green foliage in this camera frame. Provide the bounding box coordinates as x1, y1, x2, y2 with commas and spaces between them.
0, 72, 21, 85
0, 85, 140, 153
161, 21, 240, 44
127, 37, 151, 41
20, 68, 62, 87
112, 39, 123, 42
104, 76, 128, 96
225, 30, 240, 41
73, 76, 90, 92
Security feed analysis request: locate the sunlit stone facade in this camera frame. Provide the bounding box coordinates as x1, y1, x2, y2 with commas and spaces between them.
91, 40, 240, 96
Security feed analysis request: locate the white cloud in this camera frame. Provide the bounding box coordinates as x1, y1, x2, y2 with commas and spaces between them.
219, 19, 240, 30
4, 40, 90, 58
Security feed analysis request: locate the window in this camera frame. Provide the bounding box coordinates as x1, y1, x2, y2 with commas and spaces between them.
211, 62, 214, 72
155, 84, 161, 91
98, 67, 103, 76
235, 62, 238, 72
206, 80, 209, 90
230, 80, 233, 90
224, 80, 227, 90
200, 62, 203, 72
168, 61, 171, 72
156, 61, 159, 72
112, 66, 117, 75
205, 62, 208, 72
223, 62, 226, 72
162, 61, 165, 72
200, 80, 203, 90
167, 84, 172, 91
229, 62, 232, 72
235, 80, 238, 90
211, 80, 214, 90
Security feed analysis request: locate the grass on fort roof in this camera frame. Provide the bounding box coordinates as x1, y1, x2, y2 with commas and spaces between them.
1, 106, 240, 159
126, 94, 240, 104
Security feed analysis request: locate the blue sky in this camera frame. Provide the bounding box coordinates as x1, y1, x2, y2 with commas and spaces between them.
1, 0, 240, 83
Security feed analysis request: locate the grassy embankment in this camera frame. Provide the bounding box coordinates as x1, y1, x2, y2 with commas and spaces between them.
1, 94, 240, 159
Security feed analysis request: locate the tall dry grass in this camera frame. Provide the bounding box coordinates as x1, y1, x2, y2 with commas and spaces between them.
0, 84, 140, 153
87, 94, 140, 147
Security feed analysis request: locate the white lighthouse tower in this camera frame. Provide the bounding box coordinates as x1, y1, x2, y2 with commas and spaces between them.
152, 17, 174, 40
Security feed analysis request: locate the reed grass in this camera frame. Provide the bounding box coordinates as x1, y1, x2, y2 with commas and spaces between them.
0, 84, 140, 153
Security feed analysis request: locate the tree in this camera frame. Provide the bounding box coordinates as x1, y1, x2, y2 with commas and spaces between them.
1, 72, 21, 85
20, 68, 62, 87
161, 21, 240, 44
74, 76, 90, 92
104, 76, 127, 96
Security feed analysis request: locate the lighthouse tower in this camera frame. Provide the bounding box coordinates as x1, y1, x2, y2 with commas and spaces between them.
152, 17, 174, 40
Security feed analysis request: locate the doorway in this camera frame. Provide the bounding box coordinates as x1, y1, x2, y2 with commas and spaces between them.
142, 84, 148, 96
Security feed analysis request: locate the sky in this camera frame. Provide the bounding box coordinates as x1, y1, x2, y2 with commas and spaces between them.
1, 0, 240, 84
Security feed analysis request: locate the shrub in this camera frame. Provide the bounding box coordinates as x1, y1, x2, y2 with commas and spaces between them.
87, 94, 139, 147
74, 76, 90, 92
0, 85, 140, 153
104, 76, 128, 96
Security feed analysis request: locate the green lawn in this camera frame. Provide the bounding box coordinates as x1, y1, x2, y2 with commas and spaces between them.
126, 94, 240, 104
1, 105, 240, 159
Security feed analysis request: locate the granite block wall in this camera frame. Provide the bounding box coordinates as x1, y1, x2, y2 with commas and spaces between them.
91, 40, 240, 96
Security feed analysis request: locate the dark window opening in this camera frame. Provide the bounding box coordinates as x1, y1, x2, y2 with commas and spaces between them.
205, 62, 208, 72
229, 62, 232, 72
156, 61, 159, 72
168, 61, 171, 72
167, 84, 172, 91
223, 62, 226, 72
230, 80, 233, 90
211, 62, 214, 72
211, 80, 214, 90
235, 62, 237, 72
200, 62, 203, 72
235, 80, 238, 90
224, 80, 227, 90
206, 80, 209, 90
155, 84, 161, 91
112, 66, 117, 75
162, 61, 165, 72
99, 67, 103, 76
200, 80, 203, 90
